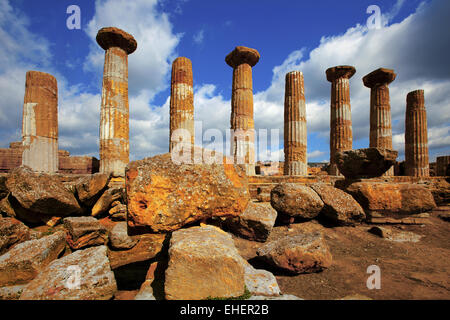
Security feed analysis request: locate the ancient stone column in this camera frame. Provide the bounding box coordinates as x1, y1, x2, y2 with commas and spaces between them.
226, 46, 260, 176
169, 57, 194, 154
326, 66, 356, 176
96, 27, 137, 177
21, 71, 58, 173
405, 90, 429, 177
363, 68, 396, 176
284, 71, 307, 176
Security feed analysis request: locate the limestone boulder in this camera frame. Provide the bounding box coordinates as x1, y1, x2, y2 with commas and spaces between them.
165, 225, 245, 300
75, 173, 110, 207
20, 246, 117, 300
344, 181, 437, 217
109, 222, 137, 250
310, 183, 365, 225
126, 152, 250, 233
270, 183, 324, 220
223, 202, 277, 242
5, 166, 82, 222
91, 187, 124, 217
334, 148, 398, 179
0, 284, 26, 300
108, 233, 167, 270
63, 216, 108, 250
109, 202, 127, 221
0, 176, 7, 201
0, 217, 31, 254
0, 231, 66, 286
256, 231, 332, 274
241, 259, 280, 297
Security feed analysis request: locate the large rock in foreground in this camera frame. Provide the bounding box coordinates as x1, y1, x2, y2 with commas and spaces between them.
20, 246, 117, 300
270, 183, 324, 220
256, 231, 332, 274
5, 166, 82, 222
126, 153, 250, 233
310, 183, 365, 225
344, 181, 437, 218
223, 202, 277, 242
165, 225, 245, 300
0, 231, 66, 286
334, 148, 398, 179
0, 217, 31, 254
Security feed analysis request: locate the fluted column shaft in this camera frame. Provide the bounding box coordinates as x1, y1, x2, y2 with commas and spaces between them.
22, 71, 58, 173
169, 57, 194, 152
99, 47, 130, 177
284, 71, 307, 176
405, 90, 429, 177
326, 66, 355, 176
231, 63, 255, 175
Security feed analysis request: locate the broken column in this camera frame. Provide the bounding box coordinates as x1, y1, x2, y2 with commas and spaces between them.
363, 68, 396, 176
96, 27, 137, 177
284, 71, 307, 176
405, 90, 429, 177
21, 71, 58, 173
226, 46, 260, 176
169, 57, 194, 154
326, 66, 356, 176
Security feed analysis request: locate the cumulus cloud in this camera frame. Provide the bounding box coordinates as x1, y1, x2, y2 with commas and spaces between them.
1, 0, 449, 166
0, 0, 52, 147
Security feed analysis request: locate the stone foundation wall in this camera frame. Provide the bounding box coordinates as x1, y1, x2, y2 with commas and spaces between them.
0, 144, 98, 174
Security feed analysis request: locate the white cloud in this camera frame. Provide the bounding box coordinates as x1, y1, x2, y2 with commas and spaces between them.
84, 0, 182, 97
193, 29, 204, 44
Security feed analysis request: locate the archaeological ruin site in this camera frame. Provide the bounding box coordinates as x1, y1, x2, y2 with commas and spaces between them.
0, 26, 449, 301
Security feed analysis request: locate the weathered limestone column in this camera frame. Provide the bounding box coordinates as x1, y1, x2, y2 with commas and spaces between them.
405, 90, 429, 177
284, 71, 307, 176
326, 66, 356, 176
363, 68, 396, 176
226, 46, 260, 176
169, 57, 194, 153
96, 27, 137, 177
21, 71, 58, 173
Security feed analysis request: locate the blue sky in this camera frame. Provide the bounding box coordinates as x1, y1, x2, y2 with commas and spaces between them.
1, 0, 449, 163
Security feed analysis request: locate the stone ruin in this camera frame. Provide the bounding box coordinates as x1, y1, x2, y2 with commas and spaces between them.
0, 26, 449, 301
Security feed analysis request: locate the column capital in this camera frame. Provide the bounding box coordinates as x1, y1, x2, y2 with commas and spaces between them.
225, 46, 260, 68
326, 65, 356, 82
363, 68, 396, 88
96, 27, 137, 55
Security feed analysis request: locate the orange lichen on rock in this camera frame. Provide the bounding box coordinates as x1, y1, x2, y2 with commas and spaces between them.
126, 152, 250, 234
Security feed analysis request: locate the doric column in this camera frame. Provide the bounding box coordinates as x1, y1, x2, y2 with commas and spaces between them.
21, 71, 58, 173
363, 68, 396, 176
96, 27, 137, 177
169, 57, 194, 153
284, 71, 307, 176
405, 90, 429, 177
226, 46, 260, 176
326, 66, 355, 176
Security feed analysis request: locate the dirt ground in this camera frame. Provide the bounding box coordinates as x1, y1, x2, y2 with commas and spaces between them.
236, 206, 450, 300
111, 206, 449, 300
